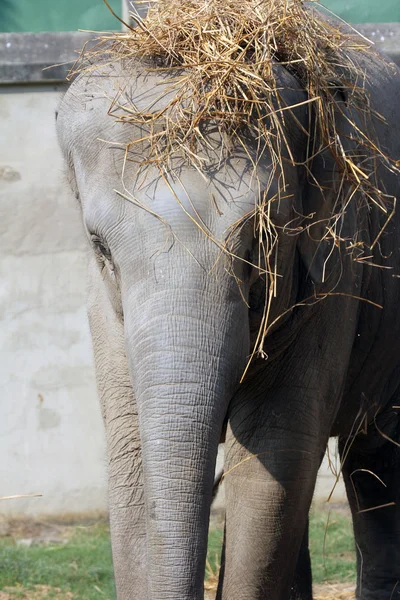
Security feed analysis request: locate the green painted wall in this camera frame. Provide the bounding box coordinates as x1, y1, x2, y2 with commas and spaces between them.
323, 0, 400, 23
0, 1, 399, 33
0, 0, 121, 33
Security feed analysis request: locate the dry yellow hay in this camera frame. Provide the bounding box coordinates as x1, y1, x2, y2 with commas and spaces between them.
72, 0, 399, 361
313, 584, 355, 599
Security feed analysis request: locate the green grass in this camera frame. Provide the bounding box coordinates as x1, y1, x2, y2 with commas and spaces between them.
0, 512, 356, 598
0, 524, 115, 600
310, 511, 356, 583
206, 527, 224, 575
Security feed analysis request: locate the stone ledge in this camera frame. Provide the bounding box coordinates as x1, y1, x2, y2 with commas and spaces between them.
0, 25, 399, 85
0, 32, 95, 84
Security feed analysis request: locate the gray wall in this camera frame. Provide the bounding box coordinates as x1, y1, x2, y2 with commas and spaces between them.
1, 27, 399, 518
0, 83, 107, 517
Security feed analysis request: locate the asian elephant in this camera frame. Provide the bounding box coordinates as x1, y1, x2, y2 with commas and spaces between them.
57, 12, 400, 600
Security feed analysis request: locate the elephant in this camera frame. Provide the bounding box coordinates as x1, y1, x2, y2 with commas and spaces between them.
56, 8, 400, 600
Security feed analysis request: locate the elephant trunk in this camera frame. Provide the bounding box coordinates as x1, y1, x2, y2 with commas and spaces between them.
125, 288, 247, 599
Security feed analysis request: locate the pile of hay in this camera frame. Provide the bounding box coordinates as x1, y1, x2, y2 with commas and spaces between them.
74, 0, 398, 359
76, 0, 376, 175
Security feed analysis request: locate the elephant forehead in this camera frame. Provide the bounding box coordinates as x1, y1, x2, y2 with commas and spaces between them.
127, 162, 262, 231
80, 145, 288, 259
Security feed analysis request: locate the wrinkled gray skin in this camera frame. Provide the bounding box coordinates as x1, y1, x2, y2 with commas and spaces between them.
57, 30, 400, 600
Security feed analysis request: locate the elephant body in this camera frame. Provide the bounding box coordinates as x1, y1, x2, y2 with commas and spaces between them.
57, 14, 400, 600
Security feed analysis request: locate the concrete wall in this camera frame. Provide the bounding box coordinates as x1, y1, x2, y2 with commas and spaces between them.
2, 27, 399, 518
0, 85, 107, 517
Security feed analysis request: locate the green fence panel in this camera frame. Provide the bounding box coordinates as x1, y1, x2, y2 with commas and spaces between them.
322, 0, 400, 23
0, 0, 121, 33
1, 1, 399, 35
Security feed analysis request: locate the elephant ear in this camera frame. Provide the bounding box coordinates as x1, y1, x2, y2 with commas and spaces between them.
297, 93, 359, 285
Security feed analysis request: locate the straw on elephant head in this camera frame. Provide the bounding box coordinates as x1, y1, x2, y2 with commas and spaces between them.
74, 0, 374, 173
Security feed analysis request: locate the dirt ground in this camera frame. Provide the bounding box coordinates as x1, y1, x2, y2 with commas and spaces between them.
313, 583, 355, 599
0, 584, 354, 600
0, 517, 99, 546
0, 586, 74, 600
204, 583, 355, 599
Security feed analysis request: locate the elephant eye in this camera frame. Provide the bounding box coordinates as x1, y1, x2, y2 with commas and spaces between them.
90, 234, 113, 263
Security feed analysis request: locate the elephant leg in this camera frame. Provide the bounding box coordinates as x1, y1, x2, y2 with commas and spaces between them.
87, 260, 147, 599
340, 414, 400, 600
217, 521, 312, 600
217, 370, 328, 600
290, 521, 313, 600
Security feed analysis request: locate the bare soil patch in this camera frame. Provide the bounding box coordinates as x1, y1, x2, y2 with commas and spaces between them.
205, 582, 355, 599
314, 583, 355, 599
0, 586, 74, 600
0, 516, 107, 546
